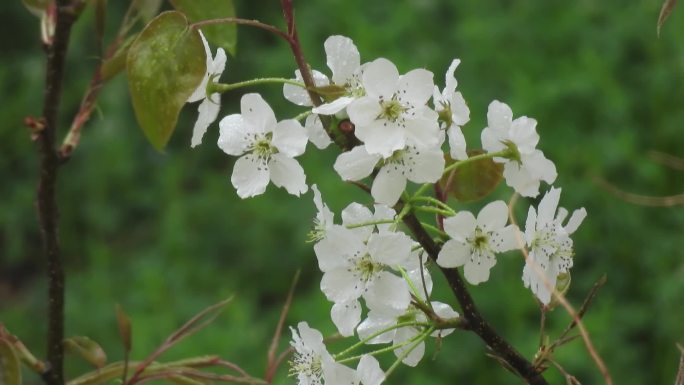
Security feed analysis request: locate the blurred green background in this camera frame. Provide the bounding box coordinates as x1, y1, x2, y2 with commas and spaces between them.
1, 1, 684, 384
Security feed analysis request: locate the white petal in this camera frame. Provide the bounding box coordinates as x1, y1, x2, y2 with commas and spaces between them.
436, 239, 471, 268
283, 69, 328, 106
241, 93, 276, 133
217, 114, 249, 155
371, 166, 406, 206
357, 355, 385, 385
191, 94, 220, 148
231, 154, 269, 198
342, 202, 374, 240
447, 126, 468, 160
490, 225, 522, 253
407, 266, 433, 299
405, 147, 445, 184
538, 187, 562, 228
314, 226, 364, 271
364, 272, 411, 313
430, 301, 459, 337
397, 69, 434, 105
322, 361, 359, 385
362, 58, 399, 99
304, 115, 332, 149
356, 120, 406, 158
476, 200, 509, 231
296, 321, 327, 354
187, 31, 211, 103
481, 127, 506, 153
443, 211, 476, 241
503, 162, 541, 198
347, 97, 382, 127
334, 146, 380, 181
564, 208, 587, 235
524, 150, 558, 185
321, 268, 362, 303
210, 48, 227, 76
272, 119, 307, 157
373, 204, 396, 233
510, 116, 539, 153
463, 251, 496, 285
524, 206, 537, 244
313, 96, 355, 115
268, 154, 307, 196
367, 232, 413, 266
443, 59, 460, 96
449, 91, 470, 126
325, 35, 361, 84
393, 328, 424, 367
487, 100, 513, 132
402, 109, 441, 150
331, 300, 361, 337
357, 312, 397, 344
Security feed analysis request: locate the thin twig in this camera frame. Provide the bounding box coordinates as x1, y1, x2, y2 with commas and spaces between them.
191, 18, 290, 43
265, 270, 301, 382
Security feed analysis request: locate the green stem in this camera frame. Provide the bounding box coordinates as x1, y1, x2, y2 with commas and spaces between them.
345, 219, 396, 229
420, 222, 448, 239
293, 110, 312, 122
413, 206, 454, 217
333, 321, 423, 360
210, 78, 306, 94
336, 328, 430, 365
443, 149, 510, 175
413, 183, 434, 198
410, 196, 455, 213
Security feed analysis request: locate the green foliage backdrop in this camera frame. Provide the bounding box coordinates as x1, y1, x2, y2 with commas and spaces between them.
1, 1, 683, 384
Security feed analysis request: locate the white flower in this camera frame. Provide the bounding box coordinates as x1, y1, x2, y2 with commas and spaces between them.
357, 268, 459, 367
481, 100, 557, 197
313, 225, 414, 315
309, 184, 335, 243
217, 93, 308, 198
283, 69, 330, 107
437, 200, 519, 285
433, 59, 470, 160
311, 35, 365, 116
187, 30, 227, 148
289, 322, 355, 385
334, 144, 445, 206
523, 188, 586, 305
346, 58, 440, 158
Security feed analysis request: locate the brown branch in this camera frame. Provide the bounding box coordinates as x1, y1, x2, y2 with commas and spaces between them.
400, 209, 548, 385
35, 2, 81, 385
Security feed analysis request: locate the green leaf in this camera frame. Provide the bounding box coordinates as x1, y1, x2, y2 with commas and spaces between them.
441, 150, 504, 202
170, 0, 237, 56
126, 11, 206, 150
63, 336, 107, 368
0, 338, 21, 385
658, 0, 679, 36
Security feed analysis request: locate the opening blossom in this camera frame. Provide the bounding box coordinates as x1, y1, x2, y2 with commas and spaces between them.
187, 31, 227, 148
433, 59, 470, 161
523, 187, 586, 305
346, 58, 440, 158
217, 93, 308, 198
481, 100, 557, 197
437, 200, 519, 285
289, 322, 385, 385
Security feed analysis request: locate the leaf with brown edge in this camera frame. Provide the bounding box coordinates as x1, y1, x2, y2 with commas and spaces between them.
0, 338, 21, 385
126, 11, 206, 150
64, 336, 107, 368
658, 0, 679, 36
115, 304, 132, 353
170, 0, 237, 56
440, 149, 503, 202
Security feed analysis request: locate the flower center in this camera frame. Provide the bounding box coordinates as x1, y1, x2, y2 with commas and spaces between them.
251, 133, 277, 159
354, 254, 383, 283
379, 98, 406, 122
469, 227, 489, 250
289, 351, 323, 384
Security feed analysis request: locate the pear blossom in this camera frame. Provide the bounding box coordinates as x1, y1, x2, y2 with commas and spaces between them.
346, 58, 440, 158
433, 59, 470, 160
481, 100, 557, 197
334, 143, 445, 205
437, 200, 519, 285
309, 184, 335, 243
304, 114, 332, 149
523, 188, 587, 305
313, 225, 414, 317
217, 93, 308, 198
311, 35, 365, 115
357, 268, 459, 367
187, 31, 227, 148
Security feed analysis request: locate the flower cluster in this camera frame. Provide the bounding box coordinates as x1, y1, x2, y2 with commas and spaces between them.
188, 33, 587, 383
